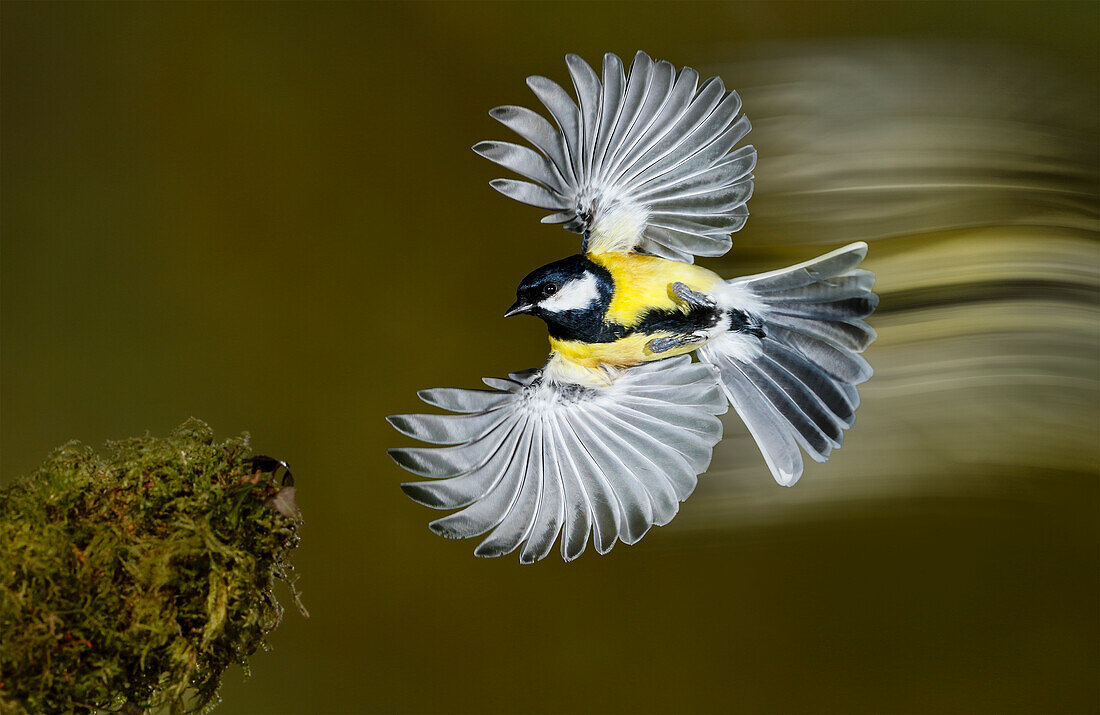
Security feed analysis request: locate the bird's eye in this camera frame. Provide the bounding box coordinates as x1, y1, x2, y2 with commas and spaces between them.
544, 283, 558, 296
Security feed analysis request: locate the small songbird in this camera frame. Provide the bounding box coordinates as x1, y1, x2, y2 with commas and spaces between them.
388, 51, 878, 563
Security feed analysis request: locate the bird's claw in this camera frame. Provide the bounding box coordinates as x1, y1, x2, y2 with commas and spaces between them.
646, 331, 708, 355
669, 282, 716, 310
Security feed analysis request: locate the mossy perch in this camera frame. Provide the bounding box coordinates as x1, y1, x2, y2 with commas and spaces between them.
0, 419, 305, 714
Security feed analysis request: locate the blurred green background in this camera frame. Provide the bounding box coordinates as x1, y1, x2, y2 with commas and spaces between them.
3, 2, 1097, 713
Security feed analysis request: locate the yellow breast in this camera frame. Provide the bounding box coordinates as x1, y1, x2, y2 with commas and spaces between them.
587, 252, 723, 327
550, 333, 698, 368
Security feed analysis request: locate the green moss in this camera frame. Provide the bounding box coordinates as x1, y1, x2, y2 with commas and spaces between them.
0, 419, 305, 714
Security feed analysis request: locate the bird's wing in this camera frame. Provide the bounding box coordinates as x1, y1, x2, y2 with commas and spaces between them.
387, 356, 727, 562
474, 51, 755, 263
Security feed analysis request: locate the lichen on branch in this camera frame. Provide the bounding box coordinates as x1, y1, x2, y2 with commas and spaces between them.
0, 418, 305, 714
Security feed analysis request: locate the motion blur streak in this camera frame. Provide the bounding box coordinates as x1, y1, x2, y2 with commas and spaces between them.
689, 41, 1099, 526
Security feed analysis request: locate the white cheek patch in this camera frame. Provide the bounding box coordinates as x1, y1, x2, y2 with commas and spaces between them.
540, 273, 599, 313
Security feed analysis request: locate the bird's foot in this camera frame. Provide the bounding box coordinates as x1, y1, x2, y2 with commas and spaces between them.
669, 282, 716, 310
646, 331, 709, 355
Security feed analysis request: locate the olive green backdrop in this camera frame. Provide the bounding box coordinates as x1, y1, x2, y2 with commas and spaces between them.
3, 2, 1097, 713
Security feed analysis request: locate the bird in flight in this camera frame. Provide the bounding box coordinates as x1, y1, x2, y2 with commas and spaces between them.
388, 51, 878, 563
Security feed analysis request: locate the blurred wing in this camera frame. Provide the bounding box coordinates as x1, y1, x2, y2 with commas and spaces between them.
388, 356, 728, 562
474, 51, 756, 263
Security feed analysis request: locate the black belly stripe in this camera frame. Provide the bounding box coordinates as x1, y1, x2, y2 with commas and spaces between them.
631, 304, 720, 337
545, 287, 766, 343
549, 304, 721, 343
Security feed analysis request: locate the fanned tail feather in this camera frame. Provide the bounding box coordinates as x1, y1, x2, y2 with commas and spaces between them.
700, 242, 878, 485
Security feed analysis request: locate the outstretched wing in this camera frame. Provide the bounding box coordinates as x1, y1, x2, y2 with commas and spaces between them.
474, 51, 756, 263
388, 356, 727, 563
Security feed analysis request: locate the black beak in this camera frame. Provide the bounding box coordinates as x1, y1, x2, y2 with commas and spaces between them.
504, 299, 533, 318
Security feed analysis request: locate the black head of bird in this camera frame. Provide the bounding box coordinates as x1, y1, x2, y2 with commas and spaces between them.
505, 255, 614, 341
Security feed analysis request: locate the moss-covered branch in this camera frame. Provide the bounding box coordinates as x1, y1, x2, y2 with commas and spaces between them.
0, 419, 305, 714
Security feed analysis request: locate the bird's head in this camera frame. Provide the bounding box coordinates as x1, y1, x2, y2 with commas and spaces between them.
505, 255, 613, 336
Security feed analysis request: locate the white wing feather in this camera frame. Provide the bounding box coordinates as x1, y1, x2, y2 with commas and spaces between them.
389, 356, 728, 562
474, 51, 756, 263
